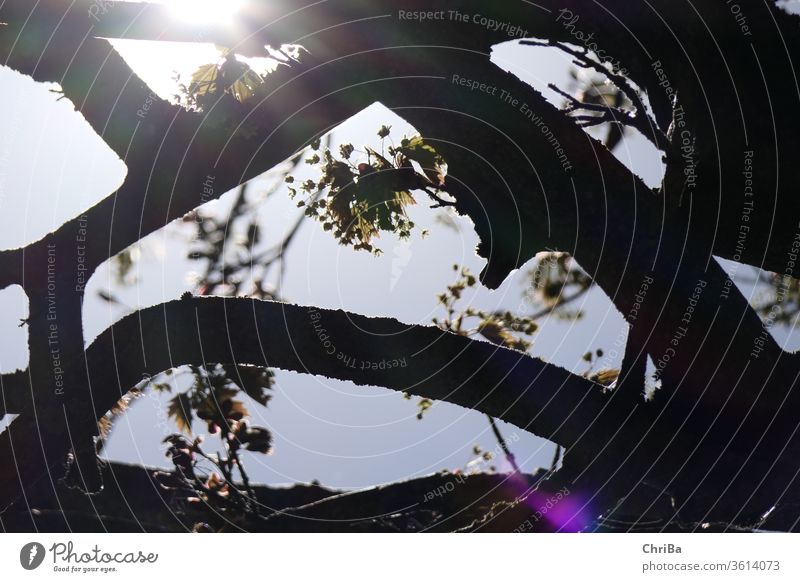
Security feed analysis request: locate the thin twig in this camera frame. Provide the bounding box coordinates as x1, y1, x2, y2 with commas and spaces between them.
526, 285, 590, 322
523, 39, 672, 154
549, 84, 610, 114
487, 415, 521, 473
424, 187, 456, 208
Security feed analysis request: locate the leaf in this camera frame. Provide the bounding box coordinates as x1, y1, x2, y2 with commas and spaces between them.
97, 416, 113, 440
397, 135, 446, 186
339, 143, 355, 159
220, 57, 263, 102
97, 289, 120, 304
167, 392, 194, 434
365, 147, 393, 170
222, 399, 249, 421
188, 63, 219, 98
589, 368, 620, 387
392, 190, 416, 212
416, 398, 433, 420
114, 249, 137, 284
244, 437, 272, 454
478, 319, 526, 351
229, 68, 263, 101
163, 434, 192, 448
189, 56, 266, 104
223, 365, 274, 407
238, 425, 273, 454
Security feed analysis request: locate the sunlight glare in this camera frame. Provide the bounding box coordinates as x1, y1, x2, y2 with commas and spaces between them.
166, 0, 244, 24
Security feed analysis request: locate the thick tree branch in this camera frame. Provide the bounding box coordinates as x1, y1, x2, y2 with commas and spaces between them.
2, 460, 562, 532
1, 296, 635, 511
88, 297, 618, 450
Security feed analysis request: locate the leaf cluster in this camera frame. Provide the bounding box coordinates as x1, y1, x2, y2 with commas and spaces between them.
434, 265, 539, 353
288, 127, 448, 254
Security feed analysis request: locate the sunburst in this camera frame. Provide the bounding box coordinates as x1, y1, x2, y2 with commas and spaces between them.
165, 0, 244, 24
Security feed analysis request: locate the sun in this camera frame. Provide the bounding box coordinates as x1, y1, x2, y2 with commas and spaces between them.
164, 0, 244, 24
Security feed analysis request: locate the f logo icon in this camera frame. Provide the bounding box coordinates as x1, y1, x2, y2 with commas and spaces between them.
20, 542, 45, 570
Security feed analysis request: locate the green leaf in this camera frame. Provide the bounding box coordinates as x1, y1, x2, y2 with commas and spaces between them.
229, 68, 263, 101
188, 63, 219, 98
416, 398, 433, 420
397, 135, 446, 186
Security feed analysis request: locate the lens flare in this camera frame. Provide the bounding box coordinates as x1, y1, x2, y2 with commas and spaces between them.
166, 0, 244, 24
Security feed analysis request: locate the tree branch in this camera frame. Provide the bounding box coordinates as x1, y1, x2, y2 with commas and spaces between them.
1, 296, 639, 510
